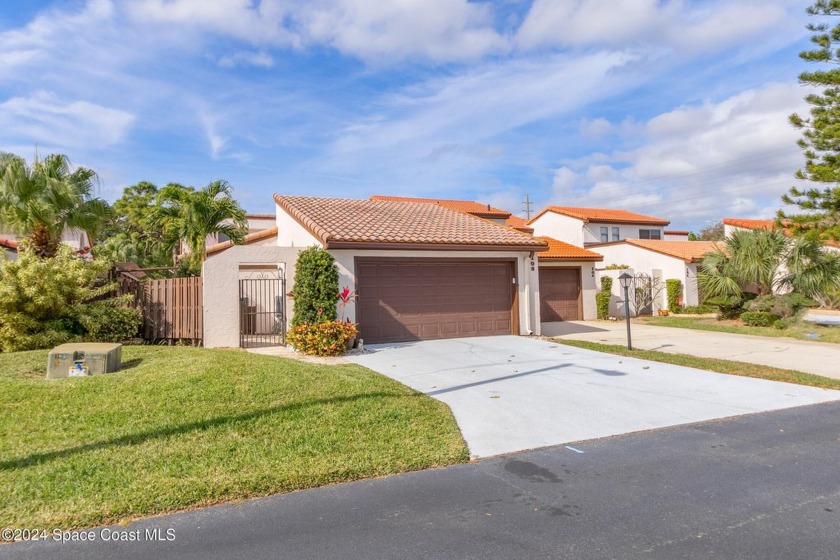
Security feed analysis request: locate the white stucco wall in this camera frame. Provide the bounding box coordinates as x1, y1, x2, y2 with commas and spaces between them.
664, 232, 690, 241
276, 208, 322, 247
583, 223, 664, 244
329, 249, 538, 336
537, 261, 599, 321
530, 213, 584, 245
594, 244, 698, 310
246, 216, 275, 233
202, 245, 303, 348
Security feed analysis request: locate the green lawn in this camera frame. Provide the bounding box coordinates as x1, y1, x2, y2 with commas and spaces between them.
0, 347, 468, 529
640, 315, 840, 344
558, 339, 840, 390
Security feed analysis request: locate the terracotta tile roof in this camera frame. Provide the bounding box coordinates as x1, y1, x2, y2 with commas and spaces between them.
536, 236, 603, 261
504, 214, 534, 233
591, 239, 720, 263
206, 227, 278, 255
530, 206, 670, 226
722, 217, 840, 249
370, 195, 511, 218
664, 230, 689, 235
722, 218, 778, 230
0, 237, 19, 251
246, 213, 275, 220
275, 195, 547, 250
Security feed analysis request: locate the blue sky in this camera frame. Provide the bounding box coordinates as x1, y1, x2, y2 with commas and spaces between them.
0, 0, 820, 231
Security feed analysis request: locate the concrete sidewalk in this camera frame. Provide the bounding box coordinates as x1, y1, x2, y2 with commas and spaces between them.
543, 321, 840, 380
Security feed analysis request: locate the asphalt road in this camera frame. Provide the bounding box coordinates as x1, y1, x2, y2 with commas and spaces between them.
4, 402, 840, 560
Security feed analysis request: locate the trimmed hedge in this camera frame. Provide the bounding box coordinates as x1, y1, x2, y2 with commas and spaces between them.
666, 279, 682, 311
596, 276, 613, 319
292, 247, 339, 326
740, 311, 781, 327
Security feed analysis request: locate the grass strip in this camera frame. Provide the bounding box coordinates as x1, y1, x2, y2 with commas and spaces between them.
556, 339, 840, 390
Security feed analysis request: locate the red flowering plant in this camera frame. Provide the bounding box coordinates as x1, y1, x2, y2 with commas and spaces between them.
337, 285, 358, 323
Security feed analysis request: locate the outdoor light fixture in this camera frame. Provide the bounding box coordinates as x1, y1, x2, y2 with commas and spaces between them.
618, 272, 633, 350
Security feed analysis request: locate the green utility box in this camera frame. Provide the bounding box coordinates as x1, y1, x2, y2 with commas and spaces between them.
47, 343, 122, 379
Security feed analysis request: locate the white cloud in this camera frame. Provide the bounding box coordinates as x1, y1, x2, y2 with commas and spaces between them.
218, 50, 274, 68
128, 0, 506, 62
0, 91, 135, 150
546, 82, 810, 227
516, 0, 799, 55
552, 167, 577, 193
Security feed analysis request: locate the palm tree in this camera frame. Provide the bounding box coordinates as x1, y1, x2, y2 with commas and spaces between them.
784, 236, 840, 308
0, 152, 110, 258
150, 180, 247, 272
698, 228, 789, 300
699, 228, 840, 307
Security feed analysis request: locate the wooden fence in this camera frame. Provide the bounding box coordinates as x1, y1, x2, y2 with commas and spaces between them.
114, 271, 203, 342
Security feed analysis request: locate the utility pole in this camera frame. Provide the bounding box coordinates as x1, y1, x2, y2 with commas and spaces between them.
522, 194, 532, 220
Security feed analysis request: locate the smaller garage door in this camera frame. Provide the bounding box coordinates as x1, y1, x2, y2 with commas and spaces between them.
540, 268, 581, 321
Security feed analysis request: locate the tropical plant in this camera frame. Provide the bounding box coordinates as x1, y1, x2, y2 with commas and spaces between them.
698, 228, 790, 301
0, 152, 110, 258
782, 236, 840, 308
149, 180, 247, 272
0, 243, 130, 351
699, 228, 840, 311
287, 321, 358, 356
632, 273, 663, 316
96, 181, 175, 268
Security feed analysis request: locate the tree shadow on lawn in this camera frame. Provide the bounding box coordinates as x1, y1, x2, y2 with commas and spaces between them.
1, 391, 413, 471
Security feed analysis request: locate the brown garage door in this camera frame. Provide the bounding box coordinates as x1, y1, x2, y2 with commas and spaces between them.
356, 259, 515, 344
539, 268, 581, 321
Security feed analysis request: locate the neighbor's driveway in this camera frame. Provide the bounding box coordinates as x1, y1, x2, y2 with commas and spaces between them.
348, 336, 840, 458
543, 321, 840, 380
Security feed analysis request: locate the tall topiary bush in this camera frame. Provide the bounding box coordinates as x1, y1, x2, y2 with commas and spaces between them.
596, 276, 613, 319
666, 279, 682, 311
292, 246, 339, 326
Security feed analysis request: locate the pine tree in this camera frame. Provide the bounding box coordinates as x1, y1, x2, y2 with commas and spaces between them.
781, 1, 840, 241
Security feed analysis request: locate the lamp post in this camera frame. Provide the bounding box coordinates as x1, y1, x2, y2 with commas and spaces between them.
618, 272, 633, 350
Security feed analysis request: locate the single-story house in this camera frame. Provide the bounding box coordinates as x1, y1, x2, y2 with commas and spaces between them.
529, 206, 671, 246
588, 239, 720, 312
203, 195, 549, 348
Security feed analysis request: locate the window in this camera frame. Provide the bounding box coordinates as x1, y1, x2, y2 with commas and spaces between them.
612, 227, 620, 241
600, 227, 609, 243
639, 229, 661, 240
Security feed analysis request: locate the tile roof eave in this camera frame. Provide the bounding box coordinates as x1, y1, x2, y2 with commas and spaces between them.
325, 240, 547, 252
206, 227, 279, 255
528, 207, 670, 226
538, 255, 604, 262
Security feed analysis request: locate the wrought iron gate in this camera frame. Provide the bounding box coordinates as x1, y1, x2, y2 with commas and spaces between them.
239, 272, 286, 348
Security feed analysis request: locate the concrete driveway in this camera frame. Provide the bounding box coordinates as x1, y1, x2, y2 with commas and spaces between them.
543, 320, 840, 380
348, 336, 840, 458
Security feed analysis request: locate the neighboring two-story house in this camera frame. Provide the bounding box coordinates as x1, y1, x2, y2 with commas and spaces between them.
528, 206, 671, 246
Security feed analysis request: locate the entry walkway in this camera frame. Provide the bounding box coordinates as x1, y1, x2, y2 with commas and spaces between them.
542, 321, 840, 380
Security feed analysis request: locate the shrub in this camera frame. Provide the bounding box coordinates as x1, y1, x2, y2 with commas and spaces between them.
292, 247, 339, 326
740, 311, 782, 328
0, 245, 120, 352
287, 321, 358, 356
78, 303, 142, 342
676, 304, 717, 315
604, 264, 630, 270
707, 293, 756, 320
596, 276, 613, 319
666, 279, 682, 311
745, 293, 818, 319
